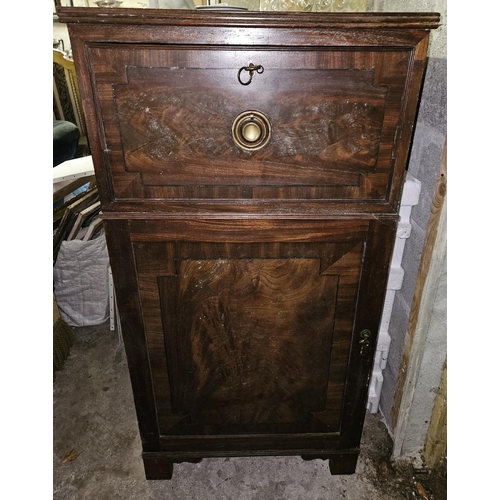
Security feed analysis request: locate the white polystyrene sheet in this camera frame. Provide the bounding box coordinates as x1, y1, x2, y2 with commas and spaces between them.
53, 234, 110, 327
53, 155, 94, 183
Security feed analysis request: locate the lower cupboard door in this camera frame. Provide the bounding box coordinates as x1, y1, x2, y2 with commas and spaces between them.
111, 218, 395, 453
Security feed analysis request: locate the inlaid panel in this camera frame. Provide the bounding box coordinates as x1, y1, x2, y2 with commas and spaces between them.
88, 46, 410, 202
115, 68, 386, 180
160, 258, 338, 425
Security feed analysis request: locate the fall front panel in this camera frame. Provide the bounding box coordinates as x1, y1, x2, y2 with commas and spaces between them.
88, 46, 409, 202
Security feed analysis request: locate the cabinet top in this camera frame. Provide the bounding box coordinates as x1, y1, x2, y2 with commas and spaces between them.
57, 7, 440, 30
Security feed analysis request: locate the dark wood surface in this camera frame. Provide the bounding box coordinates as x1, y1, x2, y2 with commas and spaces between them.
129, 219, 368, 436
86, 47, 409, 203
57, 8, 440, 29
62, 7, 435, 215
60, 8, 438, 479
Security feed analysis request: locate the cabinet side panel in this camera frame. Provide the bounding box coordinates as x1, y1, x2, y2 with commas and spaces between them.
103, 220, 160, 450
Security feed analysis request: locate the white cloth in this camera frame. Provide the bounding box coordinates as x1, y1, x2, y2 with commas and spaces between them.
53, 235, 110, 327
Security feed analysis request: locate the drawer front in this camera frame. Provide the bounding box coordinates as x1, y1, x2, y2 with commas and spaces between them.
89, 46, 411, 203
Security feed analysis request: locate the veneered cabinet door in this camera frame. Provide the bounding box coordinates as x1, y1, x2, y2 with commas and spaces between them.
107, 217, 396, 454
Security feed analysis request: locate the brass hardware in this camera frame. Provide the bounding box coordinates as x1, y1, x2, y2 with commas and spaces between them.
237, 63, 264, 86
359, 329, 371, 357
232, 110, 271, 152
242, 122, 262, 142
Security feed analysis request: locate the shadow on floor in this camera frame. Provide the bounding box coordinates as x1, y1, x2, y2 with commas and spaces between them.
53, 322, 446, 500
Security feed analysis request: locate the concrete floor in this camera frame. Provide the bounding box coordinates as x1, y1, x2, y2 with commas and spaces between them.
53, 322, 445, 500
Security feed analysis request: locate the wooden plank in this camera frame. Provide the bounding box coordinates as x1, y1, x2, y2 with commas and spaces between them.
422, 358, 447, 468
53, 175, 95, 204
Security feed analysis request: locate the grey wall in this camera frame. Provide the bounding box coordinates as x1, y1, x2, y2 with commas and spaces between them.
400, 248, 447, 457
381, 56, 447, 431
367, 0, 447, 441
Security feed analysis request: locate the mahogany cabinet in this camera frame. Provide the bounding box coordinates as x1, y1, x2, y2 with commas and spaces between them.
58, 7, 439, 479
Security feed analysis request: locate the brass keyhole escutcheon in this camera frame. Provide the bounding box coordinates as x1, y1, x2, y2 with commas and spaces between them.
232, 110, 271, 152
359, 329, 371, 357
